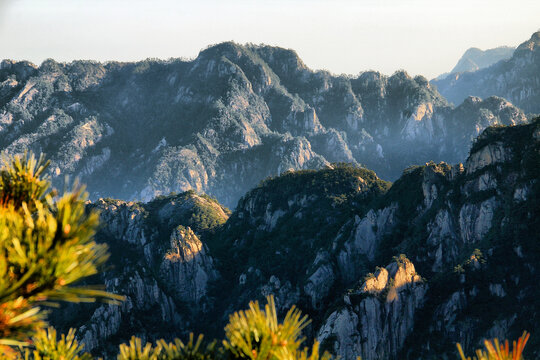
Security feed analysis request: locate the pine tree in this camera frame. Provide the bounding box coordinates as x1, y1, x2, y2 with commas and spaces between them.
0, 152, 122, 356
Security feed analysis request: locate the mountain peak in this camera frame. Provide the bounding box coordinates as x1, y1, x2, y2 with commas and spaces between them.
450, 46, 515, 74
197, 41, 249, 61
515, 30, 540, 53
197, 42, 305, 68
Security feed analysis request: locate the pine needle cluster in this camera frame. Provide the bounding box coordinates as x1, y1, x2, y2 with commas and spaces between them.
0, 152, 122, 355
118, 296, 331, 360
222, 296, 319, 360
29, 327, 93, 360
457, 332, 530, 360
118, 333, 218, 360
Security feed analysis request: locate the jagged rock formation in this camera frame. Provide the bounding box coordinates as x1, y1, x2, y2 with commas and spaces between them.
0, 42, 527, 207
160, 225, 218, 304
205, 164, 391, 320
52, 191, 228, 357
432, 31, 540, 113
318, 257, 426, 360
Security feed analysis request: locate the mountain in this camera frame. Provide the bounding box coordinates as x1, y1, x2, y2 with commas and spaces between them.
52, 191, 230, 357
53, 118, 540, 359
450, 46, 515, 75
432, 32, 540, 113
435, 46, 515, 80
0, 43, 527, 207
317, 118, 540, 359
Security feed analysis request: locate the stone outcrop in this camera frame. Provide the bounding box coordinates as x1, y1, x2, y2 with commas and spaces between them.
304, 251, 336, 309
318, 258, 426, 360
466, 142, 509, 174
160, 226, 218, 305
336, 204, 398, 282
55, 193, 226, 354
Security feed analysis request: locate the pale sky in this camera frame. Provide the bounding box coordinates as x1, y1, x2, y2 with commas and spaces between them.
0, 0, 539, 79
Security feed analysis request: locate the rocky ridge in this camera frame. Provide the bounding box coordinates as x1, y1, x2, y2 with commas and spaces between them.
0, 41, 529, 207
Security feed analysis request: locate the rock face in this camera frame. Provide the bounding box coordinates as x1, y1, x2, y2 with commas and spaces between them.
52, 192, 228, 356
366, 119, 540, 359
160, 226, 218, 305
318, 258, 426, 360
77, 271, 182, 354
206, 164, 392, 317
432, 31, 540, 113
0, 42, 527, 208
336, 204, 398, 282
304, 251, 335, 309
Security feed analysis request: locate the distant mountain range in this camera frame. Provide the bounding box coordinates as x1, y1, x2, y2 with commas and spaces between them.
451, 46, 515, 74
432, 31, 540, 113
0, 36, 532, 207
435, 46, 515, 80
